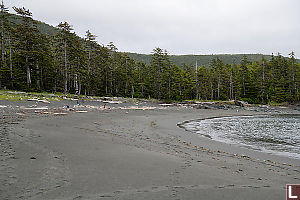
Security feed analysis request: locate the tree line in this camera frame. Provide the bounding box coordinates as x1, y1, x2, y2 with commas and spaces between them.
0, 2, 299, 104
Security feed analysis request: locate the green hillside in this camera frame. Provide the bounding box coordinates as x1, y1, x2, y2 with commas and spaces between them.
169, 54, 272, 66
8, 14, 59, 35
127, 52, 298, 67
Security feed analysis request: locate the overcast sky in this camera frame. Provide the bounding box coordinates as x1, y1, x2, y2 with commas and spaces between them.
6, 0, 300, 57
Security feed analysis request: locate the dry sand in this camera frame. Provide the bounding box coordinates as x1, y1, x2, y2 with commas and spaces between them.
1, 103, 300, 200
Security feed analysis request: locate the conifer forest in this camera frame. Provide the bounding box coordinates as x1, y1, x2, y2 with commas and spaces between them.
0, 2, 299, 104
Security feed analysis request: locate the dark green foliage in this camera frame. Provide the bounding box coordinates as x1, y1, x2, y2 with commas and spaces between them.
7, 12, 58, 35
0, 2, 299, 104
127, 53, 300, 67
13, 6, 41, 89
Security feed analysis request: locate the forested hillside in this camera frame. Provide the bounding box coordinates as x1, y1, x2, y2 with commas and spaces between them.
127, 53, 276, 67
7, 12, 59, 35
0, 2, 299, 104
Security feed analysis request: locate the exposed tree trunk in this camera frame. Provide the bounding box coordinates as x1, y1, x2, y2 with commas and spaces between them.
115, 81, 119, 95
131, 84, 134, 98
9, 44, 12, 88
261, 62, 265, 104
64, 39, 67, 94
54, 69, 57, 92
141, 83, 144, 97
26, 55, 31, 88
293, 73, 296, 96
168, 77, 171, 99
0, 20, 3, 89
1, 19, 5, 68
110, 69, 113, 95
78, 76, 81, 96
195, 62, 199, 100
36, 64, 40, 90
74, 73, 78, 95
9, 41, 12, 79
125, 81, 128, 96
211, 82, 213, 100
105, 70, 108, 95
230, 70, 233, 100
179, 82, 182, 96
40, 64, 43, 90
68, 71, 71, 92
243, 72, 246, 96
88, 49, 91, 75
217, 75, 220, 100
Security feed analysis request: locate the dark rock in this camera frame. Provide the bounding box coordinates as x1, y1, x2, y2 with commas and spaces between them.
234, 100, 248, 107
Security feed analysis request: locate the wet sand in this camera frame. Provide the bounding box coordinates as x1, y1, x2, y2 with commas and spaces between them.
1, 103, 300, 200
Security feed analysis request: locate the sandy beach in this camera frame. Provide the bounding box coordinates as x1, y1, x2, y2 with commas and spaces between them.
1, 101, 300, 200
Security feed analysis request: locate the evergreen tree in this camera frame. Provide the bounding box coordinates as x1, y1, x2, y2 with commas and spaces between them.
0, 1, 9, 88
13, 6, 40, 90
288, 52, 297, 101
150, 47, 172, 99
56, 21, 73, 94
85, 30, 96, 75
196, 66, 211, 100
240, 55, 250, 97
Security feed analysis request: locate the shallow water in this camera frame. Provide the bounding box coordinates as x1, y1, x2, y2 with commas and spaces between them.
182, 114, 300, 159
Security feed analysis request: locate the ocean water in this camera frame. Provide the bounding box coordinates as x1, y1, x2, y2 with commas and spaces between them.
181, 114, 300, 159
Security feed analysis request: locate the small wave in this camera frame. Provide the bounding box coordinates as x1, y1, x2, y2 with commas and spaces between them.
179, 114, 300, 159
